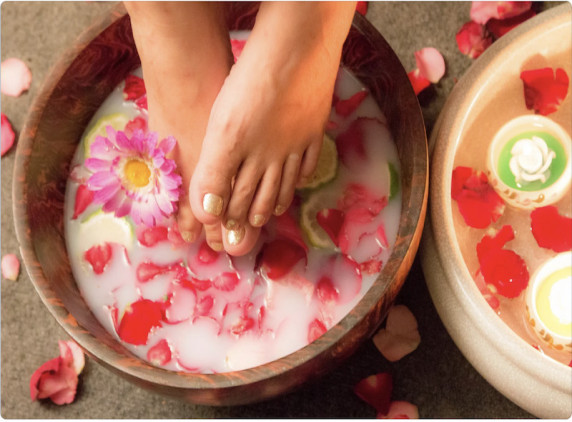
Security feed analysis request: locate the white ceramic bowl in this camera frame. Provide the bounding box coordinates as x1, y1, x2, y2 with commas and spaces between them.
422, 4, 572, 419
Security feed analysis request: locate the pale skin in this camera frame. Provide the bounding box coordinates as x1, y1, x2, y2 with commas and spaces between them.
125, 1, 356, 256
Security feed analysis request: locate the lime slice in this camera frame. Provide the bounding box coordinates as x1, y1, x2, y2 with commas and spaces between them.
83, 113, 130, 158
300, 133, 338, 190
78, 210, 135, 252
300, 191, 336, 249
388, 161, 400, 200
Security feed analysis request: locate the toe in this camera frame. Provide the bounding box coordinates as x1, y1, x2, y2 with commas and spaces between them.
177, 195, 203, 243
189, 141, 241, 225
223, 159, 263, 229
222, 222, 261, 256
297, 136, 322, 187
204, 222, 224, 251
248, 164, 282, 227
274, 153, 301, 216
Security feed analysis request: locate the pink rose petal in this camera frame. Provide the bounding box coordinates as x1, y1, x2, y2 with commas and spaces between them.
58, 340, 85, 375
414, 47, 445, 83
1, 113, 16, 157
1, 58, 32, 97
2, 253, 20, 281
373, 305, 421, 362
407, 69, 431, 95
456, 21, 493, 59
378, 400, 420, 419
470, 1, 532, 25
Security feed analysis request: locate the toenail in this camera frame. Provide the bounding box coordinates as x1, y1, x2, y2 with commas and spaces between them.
181, 230, 196, 243
209, 241, 224, 251
227, 226, 245, 246
203, 193, 223, 216
274, 204, 286, 216
225, 219, 238, 230
252, 214, 265, 227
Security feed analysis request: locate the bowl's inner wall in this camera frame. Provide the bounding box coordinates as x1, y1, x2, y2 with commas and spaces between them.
17, 6, 426, 402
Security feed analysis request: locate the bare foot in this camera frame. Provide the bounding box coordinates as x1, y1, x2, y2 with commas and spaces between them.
126, 2, 233, 250
189, 2, 355, 255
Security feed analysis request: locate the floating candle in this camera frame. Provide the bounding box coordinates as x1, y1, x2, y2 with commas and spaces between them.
487, 115, 571, 209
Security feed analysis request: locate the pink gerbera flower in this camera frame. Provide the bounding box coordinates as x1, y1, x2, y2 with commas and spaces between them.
85, 127, 182, 226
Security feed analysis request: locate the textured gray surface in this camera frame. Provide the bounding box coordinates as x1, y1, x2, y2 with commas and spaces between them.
0, 2, 543, 418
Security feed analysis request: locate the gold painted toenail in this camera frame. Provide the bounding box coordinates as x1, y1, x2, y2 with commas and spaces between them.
252, 214, 265, 227
181, 231, 196, 243
203, 193, 223, 216
209, 241, 224, 251
274, 205, 286, 216
225, 219, 238, 230
227, 226, 245, 246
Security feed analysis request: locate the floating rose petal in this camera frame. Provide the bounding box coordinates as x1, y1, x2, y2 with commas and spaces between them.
136, 261, 183, 283
1, 113, 16, 157
123, 74, 147, 110
317, 208, 345, 246
1, 58, 32, 97
274, 211, 309, 253
476, 225, 529, 298
407, 69, 431, 96
2, 253, 20, 281
354, 373, 393, 415
486, 8, 536, 38
470, 1, 532, 25
336, 118, 368, 166
260, 238, 307, 280
213, 272, 240, 292
117, 299, 164, 345
307, 318, 327, 343
451, 166, 505, 229
414, 47, 445, 84
72, 184, 94, 219
456, 21, 493, 59
147, 339, 172, 366
30, 340, 84, 405
520, 67, 569, 116
230, 38, 247, 62
356, 1, 368, 16
335, 90, 368, 117
531, 206, 572, 252
137, 225, 169, 247
373, 305, 421, 362
84, 243, 113, 275
378, 400, 419, 419
125, 116, 148, 136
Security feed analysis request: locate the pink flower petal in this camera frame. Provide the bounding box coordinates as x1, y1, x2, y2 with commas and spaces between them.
470, 1, 532, 25
231, 38, 247, 62
1, 113, 16, 157
456, 21, 493, 59
2, 253, 20, 281
373, 305, 421, 362
1, 58, 32, 97
58, 340, 85, 375
414, 47, 445, 83
378, 401, 419, 419
354, 373, 393, 415
407, 69, 431, 95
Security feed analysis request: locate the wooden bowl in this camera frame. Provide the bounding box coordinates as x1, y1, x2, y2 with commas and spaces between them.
422, 5, 571, 419
13, 4, 427, 405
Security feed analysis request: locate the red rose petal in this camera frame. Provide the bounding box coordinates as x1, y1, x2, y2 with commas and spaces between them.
147, 339, 172, 366
531, 206, 572, 252
476, 225, 529, 298
520, 67, 569, 116
230, 38, 247, 62
378, 401, 419, 419
470, 1, 532, 24
354, 373, 393, 415
117, 299, 163, 345
123, 74, 146, 101
1, 113, 16, 157
84, 243, 113, 275
274, 211, 309, 253
72, 184, 94, 219
125, 116, 148, 136
455, 21, 493, 59
137, 225, 169, 247
136, 261, 184, 283
213, 271, 240, 291
407, 69, 431, 95
317, 208, 345, 246
2, 253, 20, 281
336, 118, 368, 166
307, 318, 327, 343
335, 90, 368, 117
486, 8, 536, 38
163, 282, 197, 324
414, 47, 445, 84
316, 276, 339, 305
30, 357, 60, 401
356, 1, 368, 16
260, 238, 307, 280
58, 340, 85, 375
195, 295, 214, 316
451, 166, 505, 229
1, 58, 32, 97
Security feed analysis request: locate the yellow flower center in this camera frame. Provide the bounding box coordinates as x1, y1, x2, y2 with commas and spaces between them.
124, 159, 151, 188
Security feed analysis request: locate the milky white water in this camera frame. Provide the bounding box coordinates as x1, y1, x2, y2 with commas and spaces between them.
64, 64, 401, 373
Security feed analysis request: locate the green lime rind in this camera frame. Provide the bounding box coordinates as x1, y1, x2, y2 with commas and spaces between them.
388, 161, 400, 200
298, 133, 338, 191
300, 192, 336, 250
79, 209, 136, 250
83, 113, 130, 158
